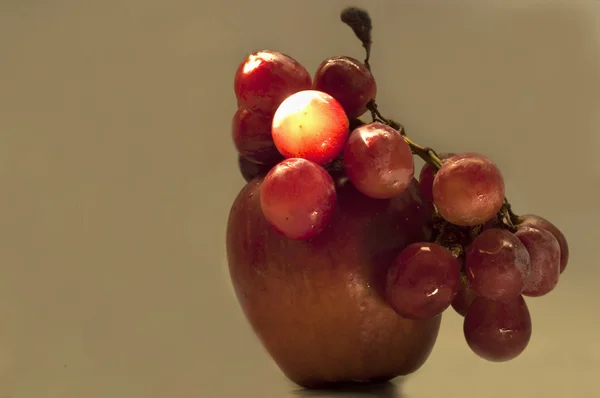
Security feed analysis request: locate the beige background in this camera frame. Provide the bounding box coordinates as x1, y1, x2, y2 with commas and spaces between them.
1, 0, 599, 397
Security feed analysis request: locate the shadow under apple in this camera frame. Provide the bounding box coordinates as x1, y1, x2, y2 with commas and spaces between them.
292, 380, 402, 398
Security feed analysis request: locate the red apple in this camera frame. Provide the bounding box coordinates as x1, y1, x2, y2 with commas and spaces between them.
226, 176, 441, 388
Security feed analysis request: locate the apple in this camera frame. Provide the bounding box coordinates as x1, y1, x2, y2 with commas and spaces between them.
226, 175, 441, 388
225, 6, 571, 383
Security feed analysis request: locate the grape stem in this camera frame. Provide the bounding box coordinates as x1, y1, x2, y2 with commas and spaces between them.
340, 7, 373, 70
367, 100, 404, 132
504, 198, 520, 224
366, 101, 443, 170
340, 7, 444, 171
499, 198, 520, 231
433, 218, 466, 261
341, 6, 522, 245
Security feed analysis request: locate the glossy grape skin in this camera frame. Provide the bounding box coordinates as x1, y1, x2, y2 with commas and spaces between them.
385, 242, 460, 320
232, 107, 282, 165
514, 225, 561, 297
234, 50, 312, 115
259, 158, 336, 240
343, 122, 414, 199
272, 90, 350, 166
237, 155, 272, 183
465, 228, 531, 301
451, 275, 479, 317
519, 214, 569, 273
417, 153, 455, 203
463, 295, 532, 362
432, 153, 505, 226
312, 56, 377, 119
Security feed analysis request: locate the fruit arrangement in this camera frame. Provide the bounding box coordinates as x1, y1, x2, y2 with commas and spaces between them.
226, 7, 569, 389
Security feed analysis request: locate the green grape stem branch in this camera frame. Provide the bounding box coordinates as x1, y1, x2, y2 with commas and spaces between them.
340, 6, 520, 250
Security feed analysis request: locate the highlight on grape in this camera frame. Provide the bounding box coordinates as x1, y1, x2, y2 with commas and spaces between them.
230, 7, 569, 365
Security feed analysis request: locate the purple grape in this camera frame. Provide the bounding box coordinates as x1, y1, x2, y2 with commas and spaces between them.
312, 55, 377, 119
519, 214, 569, 273
385, 242, 461, 320
451, 276, 479, 317
465, 228, 531, 301
514, 225, 561, 297
237, 155, 272, 182
464, 295, 532, 362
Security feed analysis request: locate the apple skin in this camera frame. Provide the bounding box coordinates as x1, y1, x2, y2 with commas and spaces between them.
226, 176, 442, 388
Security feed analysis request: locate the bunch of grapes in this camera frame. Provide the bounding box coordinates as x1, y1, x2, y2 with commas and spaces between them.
231, 7, 569, 364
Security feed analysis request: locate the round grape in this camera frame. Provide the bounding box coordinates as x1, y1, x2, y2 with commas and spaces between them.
451, 275, 479, 317
417, 152, 455, 203
232, 107, 282, 165
234, 50, 312, 115
514, 225, 561, 297
432, 153, 505, 226
519, 214, 569, 273
465, 228, 531, 301
312, 56, 377, 119
271, 90, 349, 166
237, 155, 272, 183
260, 158, 336, 240
464, 295, 532, 362
343, 122, 414, 199
385, 242, 460, 320
480, 214, 503, 231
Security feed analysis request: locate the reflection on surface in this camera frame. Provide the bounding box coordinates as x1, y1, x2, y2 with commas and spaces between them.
292, 380, 401, 398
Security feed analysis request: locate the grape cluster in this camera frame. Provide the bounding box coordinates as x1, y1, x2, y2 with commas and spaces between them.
231, 14, 569, 364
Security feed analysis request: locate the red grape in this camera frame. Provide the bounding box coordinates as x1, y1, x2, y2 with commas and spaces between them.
385, 242, 460, 320
234, 50, 312, 115
514, 225, 561, 297
480, 214, 503, 231
237, 155, 272, 183
260, 158, 336, 240
417, 152, 455, 203
312, 56, 377, 119
451, 275, 479, 317
432, 153, 505, 226
465, 228, 531, 301
343, 122, 414, 199
463, 295, 532, 362
519, 214, 569, 273
272, 90, 350, 165
232, 107, 282, 165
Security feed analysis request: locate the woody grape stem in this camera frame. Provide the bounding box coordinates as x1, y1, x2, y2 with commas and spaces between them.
340, 6, 521, 241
